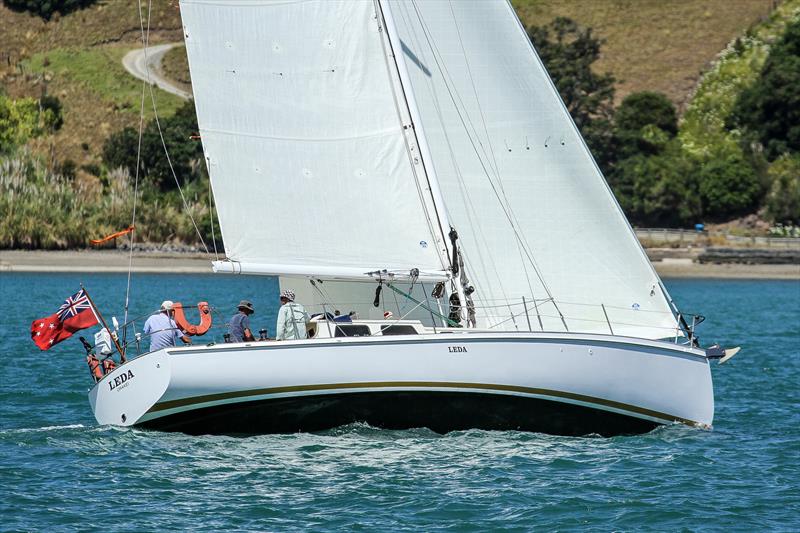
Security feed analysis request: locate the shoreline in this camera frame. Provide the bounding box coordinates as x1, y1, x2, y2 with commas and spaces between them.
1, 250, 798, 279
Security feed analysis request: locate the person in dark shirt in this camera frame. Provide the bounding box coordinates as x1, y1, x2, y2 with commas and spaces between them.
229, 300, 256, 342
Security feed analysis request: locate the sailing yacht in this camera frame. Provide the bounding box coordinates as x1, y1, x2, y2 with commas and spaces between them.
90, 0, 730, 436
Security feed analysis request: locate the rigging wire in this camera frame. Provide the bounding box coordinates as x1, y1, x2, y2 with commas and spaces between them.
135, 17, 209, 254
122, 0, 153, 347
144, 88, 210, 254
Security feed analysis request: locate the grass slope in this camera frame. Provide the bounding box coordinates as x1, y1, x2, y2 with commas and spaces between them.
512, 0, 778, 109
159, 44, 192, 93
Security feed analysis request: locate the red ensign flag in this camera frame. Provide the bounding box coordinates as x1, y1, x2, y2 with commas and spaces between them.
31, 289, 99, 350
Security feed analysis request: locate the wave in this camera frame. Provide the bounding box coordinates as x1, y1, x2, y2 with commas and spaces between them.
0, 423, 85, 435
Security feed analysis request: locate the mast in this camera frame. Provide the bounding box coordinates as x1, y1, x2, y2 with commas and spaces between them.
375, 0, 468, 323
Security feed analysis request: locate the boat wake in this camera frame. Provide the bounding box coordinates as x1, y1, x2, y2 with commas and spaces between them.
0, 423, 85, 435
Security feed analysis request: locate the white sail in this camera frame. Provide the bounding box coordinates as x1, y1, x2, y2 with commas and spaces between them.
180, 0, 447, 279
385, 0, 680, 338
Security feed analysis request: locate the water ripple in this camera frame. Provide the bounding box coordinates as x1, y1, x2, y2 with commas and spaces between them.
1, 276, 798, 531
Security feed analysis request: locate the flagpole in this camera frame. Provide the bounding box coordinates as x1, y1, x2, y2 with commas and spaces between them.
81, 285, 126, 363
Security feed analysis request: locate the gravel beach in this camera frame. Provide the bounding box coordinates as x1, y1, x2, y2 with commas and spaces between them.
1, 250, 797, 279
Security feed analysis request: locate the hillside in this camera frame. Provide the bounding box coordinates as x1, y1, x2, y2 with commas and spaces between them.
513, 0, 779, 109
0, 0, 778, 174
0, 0, 183, 174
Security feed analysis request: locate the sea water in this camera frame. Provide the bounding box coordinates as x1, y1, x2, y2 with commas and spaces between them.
0, 273, 798, 531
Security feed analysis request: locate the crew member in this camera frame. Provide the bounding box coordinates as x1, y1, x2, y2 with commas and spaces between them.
276, 289, 309, 340
143, 300, 192, 351
229, 300, 256, 342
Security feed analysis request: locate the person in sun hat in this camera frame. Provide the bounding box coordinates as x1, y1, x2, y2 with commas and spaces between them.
276, 289, 309, 340
142, 300, 192, 352
229, 300, 256, 342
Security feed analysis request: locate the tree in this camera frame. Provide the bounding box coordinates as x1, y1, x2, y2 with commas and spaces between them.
2, 0, 97, 20
102, 101, 204, 191
728, 19, 800, 161
527, 17, 616, 172
763, 155, 800, 224
614, 91, 677, 159
698, 152, 762, 220
609, 142, 701, 227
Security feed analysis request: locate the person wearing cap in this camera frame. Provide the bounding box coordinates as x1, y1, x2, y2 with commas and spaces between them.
276, 289, 309, 341
142, 300, 192, 352
229, 300, 256, 342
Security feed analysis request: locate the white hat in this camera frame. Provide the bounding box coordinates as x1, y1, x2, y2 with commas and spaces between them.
280, 289, 295, 302
160, 300, 174, 311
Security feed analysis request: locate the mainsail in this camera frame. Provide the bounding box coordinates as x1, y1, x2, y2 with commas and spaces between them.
181, 0, 448, 280
385, 0, 680, 338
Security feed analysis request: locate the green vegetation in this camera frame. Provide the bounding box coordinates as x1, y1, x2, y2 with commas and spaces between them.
1, 1, 797, 250
25, 46, 184, 119
102, 100, 203, 192
0, 94, 61, 153
728, 19, 800, 161
763, 155, 800, 223
611, 146, 700, 227
614, 92, 677, 159
0, 96, 216, 249
534, 8, 800, 228
0, 152, 215, 248
2, 0, 96, 20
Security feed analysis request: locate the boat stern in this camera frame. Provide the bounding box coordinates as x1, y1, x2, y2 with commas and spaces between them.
88, 350, 171, 427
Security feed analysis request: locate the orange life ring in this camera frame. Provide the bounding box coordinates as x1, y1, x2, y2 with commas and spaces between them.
173, 301, 213, 336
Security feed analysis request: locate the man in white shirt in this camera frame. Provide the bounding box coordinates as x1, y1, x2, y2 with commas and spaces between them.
276, 290, 309, 340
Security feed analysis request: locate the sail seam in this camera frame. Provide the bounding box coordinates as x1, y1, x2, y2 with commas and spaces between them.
197, 125, 406, 143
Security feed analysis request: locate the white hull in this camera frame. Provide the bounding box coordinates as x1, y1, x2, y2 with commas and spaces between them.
89, 333, 713, 436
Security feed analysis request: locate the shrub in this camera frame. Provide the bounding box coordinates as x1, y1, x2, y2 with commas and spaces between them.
764, 154, 800, 224
615, 91, 677, 159
102, 101, 203, 191
609, 142, 701, 227
698, 153, 762, 220
728, 19, 800, 160
0, 151, 220, 249
0, 96, 42, 153
0, 153, 89, 248
39, 94, 64, 131
2, 0, 97, 20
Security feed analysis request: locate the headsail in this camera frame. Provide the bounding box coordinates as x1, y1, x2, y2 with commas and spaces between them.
180, 0, 447, 280
385, 0, 680, 339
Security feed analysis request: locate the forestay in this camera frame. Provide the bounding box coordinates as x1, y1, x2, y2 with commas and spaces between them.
180, 0, 446, 279
386, 0, 680, 339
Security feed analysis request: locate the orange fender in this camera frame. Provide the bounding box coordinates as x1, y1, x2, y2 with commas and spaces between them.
173, 301, 212, 336
102, 357, 117, 374
87, 355, 103, 382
